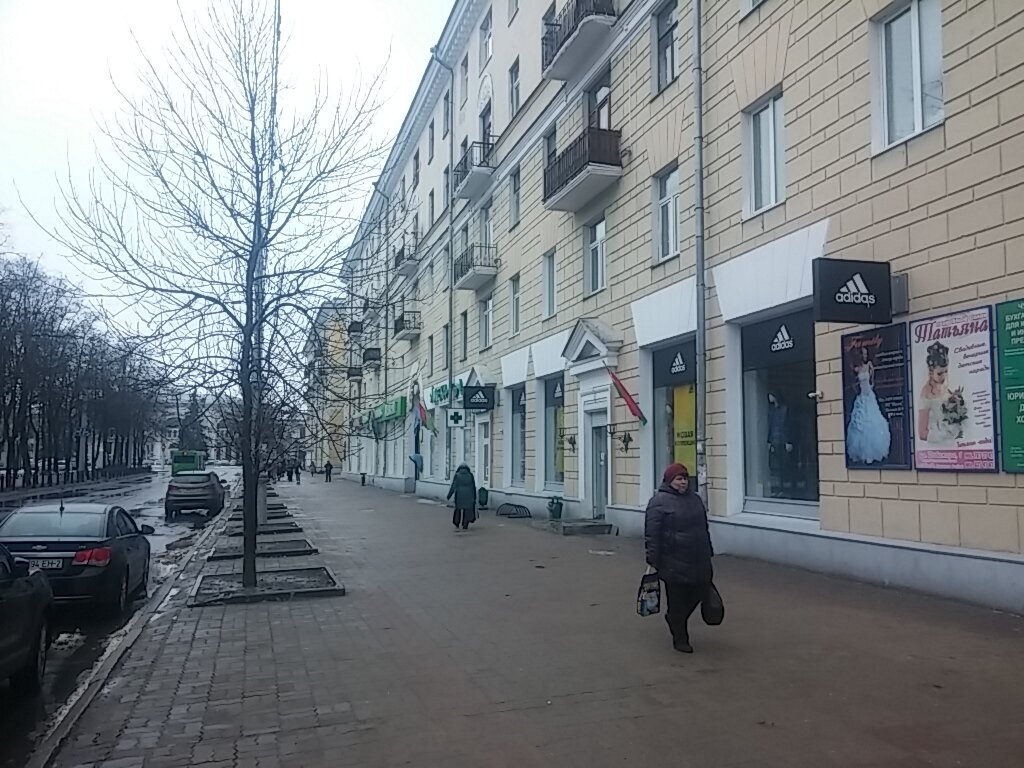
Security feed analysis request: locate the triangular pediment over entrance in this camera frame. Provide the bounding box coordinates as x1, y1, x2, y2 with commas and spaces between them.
561, 318, 624, 377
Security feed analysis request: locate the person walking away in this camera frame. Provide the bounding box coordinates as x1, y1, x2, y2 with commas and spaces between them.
286, 464, 294, 482
295, 463, 302, 485
644, 463, 714, 653
324, 460, 333, 482
446, 463, 477, 531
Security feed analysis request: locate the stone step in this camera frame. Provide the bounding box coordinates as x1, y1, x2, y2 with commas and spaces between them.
544, 520, 613, 536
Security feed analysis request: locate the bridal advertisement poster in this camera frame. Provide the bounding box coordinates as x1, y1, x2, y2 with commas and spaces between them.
841, 324, 911, 469
996, 300, 1024, 472
910, 307, 997, 471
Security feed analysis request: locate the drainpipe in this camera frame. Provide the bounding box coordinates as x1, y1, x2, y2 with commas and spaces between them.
692, 0, 708, 505
431, 45, 456, 481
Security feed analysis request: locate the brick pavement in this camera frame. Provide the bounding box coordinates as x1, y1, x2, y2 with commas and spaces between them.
49, 478, 1024, 768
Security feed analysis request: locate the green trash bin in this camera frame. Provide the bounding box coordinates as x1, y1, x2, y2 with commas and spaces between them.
477, 487, 489, 510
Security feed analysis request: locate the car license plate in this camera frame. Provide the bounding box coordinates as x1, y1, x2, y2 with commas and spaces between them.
36, 558, 63, 570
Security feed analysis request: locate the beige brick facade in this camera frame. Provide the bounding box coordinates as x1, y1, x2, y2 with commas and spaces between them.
340, 0, 1024, 576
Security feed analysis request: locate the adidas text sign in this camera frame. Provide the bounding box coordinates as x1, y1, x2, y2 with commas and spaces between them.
670, 352, 687, 374
470, 391, 488, 404
835, 273, 876, 306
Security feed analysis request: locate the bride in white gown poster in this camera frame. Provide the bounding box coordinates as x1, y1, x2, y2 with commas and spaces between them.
842, 325, 911, 469
910, 306, 997, 472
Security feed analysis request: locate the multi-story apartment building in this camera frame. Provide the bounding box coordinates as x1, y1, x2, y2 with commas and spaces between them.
303, 303, 350, 470
339, 0, 1024, 612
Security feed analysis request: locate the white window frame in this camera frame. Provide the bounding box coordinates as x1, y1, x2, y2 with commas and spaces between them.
509, 58, 521, 117
543, 249, 557, 318
655, 165, 681, 262
428, 189, 435, 225
480, 9, 493, 69
585, 217, 607, 296
508, 0, 519, 23
443, 91, 451, 137
428, 120, 435, 163
480, 295, 493, 348
872, 0, 944, 153
654, 2, 678, 93
460, 56, 469, 107
461, 310, 469, 361
480, 201, 493, 246
510, 274, 521, 335
744, 92, 785, 217
428, 334, 435, 376
443, 166, 450, 209
509, 169, 521, 228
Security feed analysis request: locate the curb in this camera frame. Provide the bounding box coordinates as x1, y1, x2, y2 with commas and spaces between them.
25, 491, 232, 768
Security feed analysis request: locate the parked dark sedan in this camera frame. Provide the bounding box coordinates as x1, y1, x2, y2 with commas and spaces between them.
0, 543, 53, 692
164, 471, 226, 520
0, 503, 153, 617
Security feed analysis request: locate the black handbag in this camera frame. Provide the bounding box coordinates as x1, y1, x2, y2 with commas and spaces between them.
701, 583, 724, 626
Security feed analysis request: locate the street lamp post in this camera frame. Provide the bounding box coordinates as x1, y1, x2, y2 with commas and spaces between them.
430, 45, 456, 480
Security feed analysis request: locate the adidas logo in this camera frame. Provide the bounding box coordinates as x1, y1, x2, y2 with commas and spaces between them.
670, 352, 687, 374
469, 391, 488, 404
553, 383, 562, 398
835, 273, 877, 306
771, 325, 794, 352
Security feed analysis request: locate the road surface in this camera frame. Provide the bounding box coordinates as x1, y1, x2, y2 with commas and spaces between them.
0, 466, 240, 768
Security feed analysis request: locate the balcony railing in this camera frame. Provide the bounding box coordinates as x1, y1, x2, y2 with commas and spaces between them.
454, 139, 497, 200
347, 319, 363, 335
543, 127, 622, 210
542, 0, 617, 79
363, 347, 382, 369
394, 311, 423, 340
346, 366, 363, 380
394, 245, 419, 277
453, 244, 499, 291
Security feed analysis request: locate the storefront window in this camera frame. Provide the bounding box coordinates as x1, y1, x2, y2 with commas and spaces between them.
429, 419, 440, 477
544, 376, 565, 484
652, 339, 697, 484
741, 309, 819, 503
511, 386, 527, 485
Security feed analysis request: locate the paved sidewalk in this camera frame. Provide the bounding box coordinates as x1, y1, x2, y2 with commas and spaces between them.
50, 479, 1024, 768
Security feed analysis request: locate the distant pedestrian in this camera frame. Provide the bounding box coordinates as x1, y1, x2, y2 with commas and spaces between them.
644, 463, 714, 654
294, 463, 302, 484
324, 461, 333, 482
446, 462, 477, 531
286, 466, 293, 482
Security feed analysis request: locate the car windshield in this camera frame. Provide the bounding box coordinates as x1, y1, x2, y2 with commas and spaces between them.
0, 510, 106, 537
175, 474, 212, 484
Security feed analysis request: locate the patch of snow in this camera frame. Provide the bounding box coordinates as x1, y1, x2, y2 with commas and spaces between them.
51, 631, 86, 652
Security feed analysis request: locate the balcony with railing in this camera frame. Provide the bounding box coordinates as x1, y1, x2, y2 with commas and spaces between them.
454, 139, 497, 201
394, 243, 419, 278
542, 0, 617, 81
347, 319, 363, 335
393, 310, 422, 342
363, 347, 382, 370
453, 245, 499, 291
542, 127, 623, 212
346, 365, 363, 380
361, 297, 381, 324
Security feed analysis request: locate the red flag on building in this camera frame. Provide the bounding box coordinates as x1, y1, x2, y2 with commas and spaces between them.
605, 365, 647, 426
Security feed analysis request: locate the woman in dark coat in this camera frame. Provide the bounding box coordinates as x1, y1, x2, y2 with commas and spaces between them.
446, 463, 477, 531
644, 463, 714, 653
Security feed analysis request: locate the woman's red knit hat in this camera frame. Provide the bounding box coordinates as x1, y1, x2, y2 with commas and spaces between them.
662, 463, 689, 484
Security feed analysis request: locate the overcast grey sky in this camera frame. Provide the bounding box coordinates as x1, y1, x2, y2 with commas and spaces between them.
0, 0, 451, 274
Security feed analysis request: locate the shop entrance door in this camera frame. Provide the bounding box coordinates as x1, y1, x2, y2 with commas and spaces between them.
475, 419, 491, 487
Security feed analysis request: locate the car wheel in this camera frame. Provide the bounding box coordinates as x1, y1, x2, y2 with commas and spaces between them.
10, 617, 48, 694
107, 570, 129, 618
134, 559, 150, 599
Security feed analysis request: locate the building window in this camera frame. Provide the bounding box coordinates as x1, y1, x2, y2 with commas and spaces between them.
459, 224, 470, 255
544, 375, 565, 484
443, 91, 451, 137
412, 213, 420, 242
413, 151, 420, 187
511, 386, 527, 485
877, 0, 943, 147
461, 311, 469, 360
428, 190, 435, 225
480, 9, 493, 69
509, 168, 521, 228
585, 216, 607, 295
746, 93, 785, 214
443, 166, 450, 209
460, 55, 469, 106
400, 176, 406, 208
509, 58, 521, 117
653, 340, 697, 486
656, 165, 680, 262
428, 120, 435, 163
588, 70, 611, 129
741, 309, 819, 505
443, 324, 450, 369
543, 250, 556, 317
480, 295, 493, 348
428, 334, 435, 376
655, 2, 678, 92
508, 0, 519, 22
481, 200, 493, 245
543, 128, 557, 169
509, 274, 521, 335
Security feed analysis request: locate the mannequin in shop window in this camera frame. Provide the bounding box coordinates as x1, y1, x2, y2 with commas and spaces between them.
766, 392, 793, 497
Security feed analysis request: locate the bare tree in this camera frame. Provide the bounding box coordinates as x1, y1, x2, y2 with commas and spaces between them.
50, 0, 389, 586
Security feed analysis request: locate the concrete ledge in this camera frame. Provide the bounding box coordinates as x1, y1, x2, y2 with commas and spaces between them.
712, 512, 1024, 615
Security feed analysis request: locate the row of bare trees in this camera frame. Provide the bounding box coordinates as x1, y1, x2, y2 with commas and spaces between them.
0, 253, 169, 491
